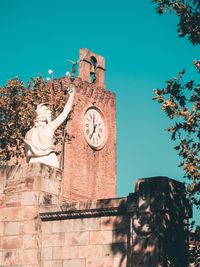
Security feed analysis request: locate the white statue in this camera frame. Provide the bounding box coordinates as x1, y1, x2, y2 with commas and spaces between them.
24, 86, 74, 168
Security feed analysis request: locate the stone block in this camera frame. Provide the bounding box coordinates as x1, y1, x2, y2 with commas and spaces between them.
43, 260, 63, 267
0, 178, 5, 193
1, 207, 22, 221
52, 219, 73, 233
103, 242, 127, 258
0, 222, 4, 236
78, 245, 102, 258
5, 221, 20, 235
53, 246, 78, 260
39, 192, 59, 205
41, 221, 52, 234
89, 230, 112, 245
73, 218, 100, 231
20, 220, 37, 234
2, 250, 23, 266
23, 206, 38, 220
0, 193, 5, 207
41, 178, 60, 196
4, 192, 22, 207
86, 257, 113, 267
22, 249, 39, 265
41, 247, 53, 260
112, 229, 127, 243
101, 216, 128, 230
42, 233, 65, 247
102, 244, 112, 257
113, 256, 127, 267
2, 236, 23, 249
0, 251, 2, 266
23, 235, 38, 249
66, 231, 89, 246
22, 192, 38, 206
63, 259, 85, 267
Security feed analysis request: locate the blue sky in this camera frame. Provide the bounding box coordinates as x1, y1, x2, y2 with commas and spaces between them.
0, 1, 199, 217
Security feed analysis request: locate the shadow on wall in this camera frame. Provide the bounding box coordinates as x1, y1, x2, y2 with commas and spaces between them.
99, 198, 128, 267
99, 177, 191, 267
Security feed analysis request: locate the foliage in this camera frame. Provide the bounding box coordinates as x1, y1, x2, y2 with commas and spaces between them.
152, 0, 200, 45
0, 76, 71, 165
153, 68, 200, 206
152, 1, 200, 266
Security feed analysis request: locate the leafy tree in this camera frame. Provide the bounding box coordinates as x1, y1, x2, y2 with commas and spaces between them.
152, 0, 200, 45
153, 69, 200, 206
152, 0, 200, 266
0, 76, 72, 166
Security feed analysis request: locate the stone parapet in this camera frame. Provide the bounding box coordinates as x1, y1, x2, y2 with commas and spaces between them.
0, 163, 62, 266
0, 164, 192, 267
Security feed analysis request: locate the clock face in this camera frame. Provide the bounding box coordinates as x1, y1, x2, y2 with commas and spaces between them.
84, 108, 106, 149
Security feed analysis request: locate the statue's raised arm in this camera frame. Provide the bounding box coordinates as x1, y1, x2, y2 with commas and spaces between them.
24, 86, 75, 168
49, 86, 74, 131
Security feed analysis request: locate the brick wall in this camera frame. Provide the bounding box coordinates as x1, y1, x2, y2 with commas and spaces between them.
7, 75, 117, 202
0, 164, 192, 267
40, 215, 128, 267
59, 77, 116, 201
0, 163, 62, 266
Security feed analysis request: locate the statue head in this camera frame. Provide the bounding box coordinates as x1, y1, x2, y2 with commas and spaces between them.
34, 103, 52, 125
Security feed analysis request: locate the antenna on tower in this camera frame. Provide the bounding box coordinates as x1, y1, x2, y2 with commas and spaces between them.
67, 50, 88, 83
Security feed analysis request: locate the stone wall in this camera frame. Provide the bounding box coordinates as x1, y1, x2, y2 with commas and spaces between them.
40, 199, 129, 267
0, 163, 62, 266
0, 164, 192, 267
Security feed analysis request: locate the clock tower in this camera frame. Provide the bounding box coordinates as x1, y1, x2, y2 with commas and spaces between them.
61, 48, 116, 201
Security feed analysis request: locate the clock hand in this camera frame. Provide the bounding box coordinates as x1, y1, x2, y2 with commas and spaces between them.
89, 123, 97, 139
93, 114, 95, 128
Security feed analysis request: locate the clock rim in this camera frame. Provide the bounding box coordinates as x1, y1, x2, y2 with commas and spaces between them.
83, 106, 107, 150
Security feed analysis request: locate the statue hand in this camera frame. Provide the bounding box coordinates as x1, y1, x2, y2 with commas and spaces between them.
68, 86, 75, 95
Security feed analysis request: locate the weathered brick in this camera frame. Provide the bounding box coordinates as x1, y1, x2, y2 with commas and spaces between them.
0, 178, 5, 194
2, 250, 23, 266
112, 229, 127, 243
23, 235, 38, 249
5, 193, 21, 207
21, 192, 38, 206
63, 259, 85, 267
41, 178, 60, 195
41, 247, 53, 260
52, 219, 73, 233
90, 230, 112, 245
43, 260, 62, 267
0, 222, 4, 236
2, 236, 22, 249
42, 233, 65, 247
53, 246, 78, 260
5, 222, 20, 235
78, 245, 102, 258
1, 207, 22, 221
101, 216, 128, 230
65, 231, 89, 246
22, 249, 39, 265
113, 256, 127, 267
102, 244, 112, 257
41, 221, 52, 234
20, 220, 37, 234
103, 243, 127, 257
0, 251, 2, 266
23, 206, 38, 220
74, 218, 100, 231
0, 193, 5, 207
86, 257, 113, 267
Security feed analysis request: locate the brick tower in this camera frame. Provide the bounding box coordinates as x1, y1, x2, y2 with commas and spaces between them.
62, 48, 116, 200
